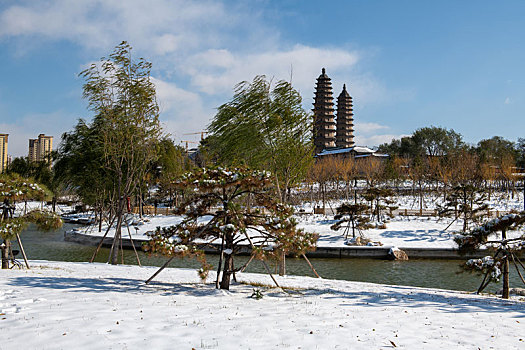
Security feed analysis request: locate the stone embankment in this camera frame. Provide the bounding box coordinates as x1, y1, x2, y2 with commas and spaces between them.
64, 230, 510, 260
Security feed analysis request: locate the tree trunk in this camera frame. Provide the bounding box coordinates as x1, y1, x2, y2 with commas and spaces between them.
110, 199, 124, 265
502, 229, 510, 299
219, 242, 234, 290
278, 250, 286, 276
1, 240, 9, 269
98, 210, 103, 232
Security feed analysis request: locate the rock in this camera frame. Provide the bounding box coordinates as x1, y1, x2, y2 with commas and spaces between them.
346, 236, 383, 246
497, 288, 525, 296
388, 247, 409, 261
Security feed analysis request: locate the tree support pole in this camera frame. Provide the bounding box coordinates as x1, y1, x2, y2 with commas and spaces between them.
125, 222, 141, 266
510, 252, 525, 284
302, 253, 321, 278
240, 253, 256, 272
90, 215, 117, 263
15, 233, 30, 269
242, 230, 282, 290
145, 257, 175, 284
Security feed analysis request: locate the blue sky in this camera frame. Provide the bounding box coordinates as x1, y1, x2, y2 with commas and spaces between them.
1, 0, 524, 156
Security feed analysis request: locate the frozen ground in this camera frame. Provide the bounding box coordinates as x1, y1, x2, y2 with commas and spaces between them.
1, 261, 524, 349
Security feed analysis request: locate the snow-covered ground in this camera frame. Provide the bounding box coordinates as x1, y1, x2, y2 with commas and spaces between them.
298, 190, 524, 213
70, 214, 489, 249
300, 215, 464, 248
1, 261, 524, 349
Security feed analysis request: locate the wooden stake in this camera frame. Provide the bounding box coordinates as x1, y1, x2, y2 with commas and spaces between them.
242, 230, 282, 290
260, 259, 282, 289
239, 254, 255, 272
145, 257, 175, 284
15, 233, 30, 269
302, 253, 321, 278
125, 223, 141, 266
90, 215, 117, 263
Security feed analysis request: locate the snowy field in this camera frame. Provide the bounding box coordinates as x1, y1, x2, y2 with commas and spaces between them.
1, 261, 524, 349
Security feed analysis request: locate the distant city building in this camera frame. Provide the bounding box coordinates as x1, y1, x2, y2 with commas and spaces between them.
0, 133, 7, 173
28, 134, 53, 164
28, 138, 38, 162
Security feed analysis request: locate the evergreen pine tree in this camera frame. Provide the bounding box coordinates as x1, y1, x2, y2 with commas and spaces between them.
143, 167, 318, 290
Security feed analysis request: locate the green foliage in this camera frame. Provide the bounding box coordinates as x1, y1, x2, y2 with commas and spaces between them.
0, 175, 62, 241
0, 211, 62, 240
78, 41, 162, 200
7, 157, 53, 188
54, 118, 109, 206
207, 76, 314, 202
455, 212, 525, 253
143, 167, 318, 289
251, 288, 264, 300
74, 41, 164, 265
361, 187, 395, 222
331, 203, 373, 239
517, 138, 525, 168
0, 218, 27, 240
0, 174, 51, 202
476, 136, 518, 164
455, 212, 525, 296
150, 138, 192, 202
438, 184, 489, 232
378, 126, 463, 159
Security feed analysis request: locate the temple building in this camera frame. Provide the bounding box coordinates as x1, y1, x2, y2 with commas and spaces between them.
336, 84, 355, 148
312, 68, 336, 154
313, 68, 386, 159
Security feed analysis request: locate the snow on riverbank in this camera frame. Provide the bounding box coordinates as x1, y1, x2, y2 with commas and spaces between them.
71, 214, 467, 249
1, 261, 524, 349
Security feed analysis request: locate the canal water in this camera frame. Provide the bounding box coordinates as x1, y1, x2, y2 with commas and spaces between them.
10, 223, 522, 294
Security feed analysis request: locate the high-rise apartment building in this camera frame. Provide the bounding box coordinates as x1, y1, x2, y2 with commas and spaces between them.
28, 134, 53, 164
28, 138, 38, 162
0, 133, 7, 173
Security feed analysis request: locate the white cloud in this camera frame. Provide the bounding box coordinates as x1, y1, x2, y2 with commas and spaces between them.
0, 1, 401, 149
354, 122, 389, 134
185, 45, 360, 96
151, 77, 213, 142
356, 134, 410, 148
0, 0, 235, 54
504, 97, 511, 104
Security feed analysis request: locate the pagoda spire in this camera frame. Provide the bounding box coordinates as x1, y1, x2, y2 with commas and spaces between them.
336, 83, 355, 148
313, 68, 336, 154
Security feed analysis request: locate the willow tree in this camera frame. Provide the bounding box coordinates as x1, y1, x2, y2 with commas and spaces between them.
207, 76, 314, 203
0, 174, 62, 269
79, 41, 162, 264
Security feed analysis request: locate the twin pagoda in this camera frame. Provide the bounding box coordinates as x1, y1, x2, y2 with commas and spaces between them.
313, 68, 355, 154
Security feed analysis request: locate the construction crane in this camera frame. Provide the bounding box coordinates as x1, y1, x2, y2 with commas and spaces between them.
180, 140, 199, 151
183, 131, 209, 140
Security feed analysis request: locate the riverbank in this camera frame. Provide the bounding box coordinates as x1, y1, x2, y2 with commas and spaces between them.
64, 214, 522, 259
1, 260, 524, 349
